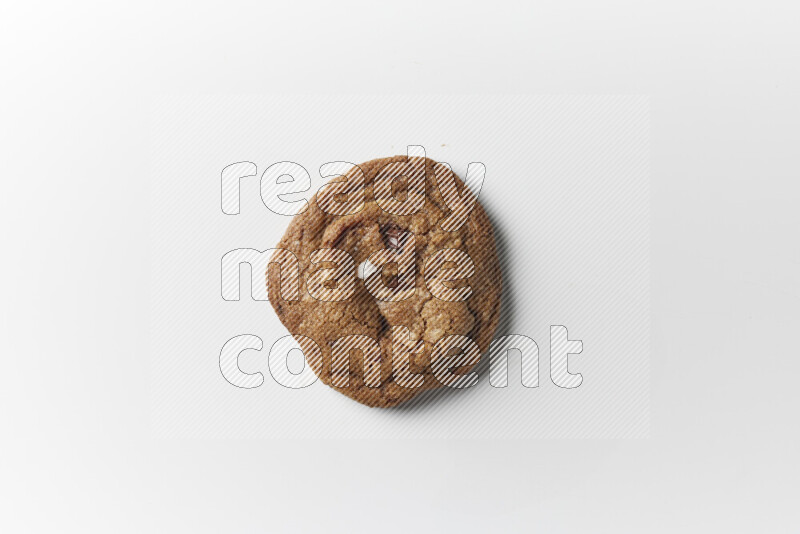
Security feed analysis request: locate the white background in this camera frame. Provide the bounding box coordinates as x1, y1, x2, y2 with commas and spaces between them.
1, 1, 798, 532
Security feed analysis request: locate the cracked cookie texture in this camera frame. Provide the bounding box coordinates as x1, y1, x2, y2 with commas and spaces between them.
269, 155, 502, 407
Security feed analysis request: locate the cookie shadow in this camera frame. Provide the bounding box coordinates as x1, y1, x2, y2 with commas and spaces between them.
385, 201, 518, 414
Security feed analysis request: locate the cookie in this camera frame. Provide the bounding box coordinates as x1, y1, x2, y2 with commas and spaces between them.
268, 154, 502, 407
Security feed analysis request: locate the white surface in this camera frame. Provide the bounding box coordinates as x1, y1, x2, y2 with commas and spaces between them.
1, 0, 799, 532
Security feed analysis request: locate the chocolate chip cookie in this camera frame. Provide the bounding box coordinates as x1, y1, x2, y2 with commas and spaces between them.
268, 154, 502, 407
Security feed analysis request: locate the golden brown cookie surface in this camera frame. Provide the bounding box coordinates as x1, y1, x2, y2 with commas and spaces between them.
269, 155, 502, 407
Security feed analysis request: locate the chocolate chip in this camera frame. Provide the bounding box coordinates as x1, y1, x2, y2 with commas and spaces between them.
382, 223, 404, 250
